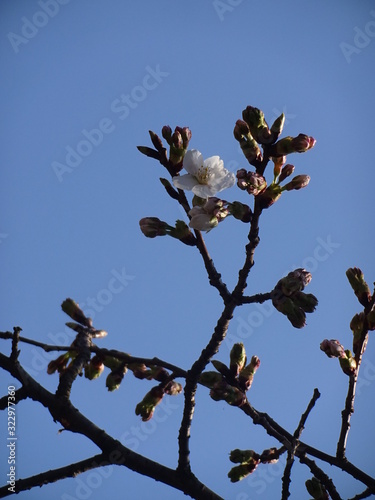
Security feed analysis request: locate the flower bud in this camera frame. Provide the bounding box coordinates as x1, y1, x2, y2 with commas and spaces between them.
164, 381, 183, 396
238, 356, 260, 391
179, 126, 192, 149
278, 163, 295, 183
228, 461, 259, 482
260, 447, 279, 464
269, 113, 285, 143
242, 106, 272, 144
320, 339, 345, 358
210, 383, 245, 406
272, 155, 286, 179
169, 220, 197, 245
84, 355, 105, 380
61, 298, 92, 328
277, 269, 312, 295
291, 134, 316, 152
229, 449, 258, 464
346, 268, 371, 307
230, 343, 247, 376
228, 201, 252, 223
350, 312, 366, 354
161, 125, 172, 143
211, 359, 232, 378
257, 185, 282, 209
47, 352, 70, 375
339, 350, 357, 376
135, 386, 164, 421
233, 119, 251, 140
106, 369, 126, 391
199, 371, 224, 388
139, 217, 169, 238
102, 355, 124, 371
236, 170, 267, 196
292, 292, 318, 313
282, 174, 310, 191
271, 294, 307, 328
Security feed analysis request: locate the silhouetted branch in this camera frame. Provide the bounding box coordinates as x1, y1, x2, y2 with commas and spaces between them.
281, 388, 321, 499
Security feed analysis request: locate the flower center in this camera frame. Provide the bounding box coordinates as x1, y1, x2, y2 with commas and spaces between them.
196, 165, 210, 184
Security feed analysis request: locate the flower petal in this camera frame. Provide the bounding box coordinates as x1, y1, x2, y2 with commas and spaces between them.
183, 150, 203, 175
172, 174, 199, 191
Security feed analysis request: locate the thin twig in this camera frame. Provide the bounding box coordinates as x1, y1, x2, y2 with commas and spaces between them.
336, 295, 374, 458
299, 454, 342, 500
177, 201, 263, 474
10, 326, 21, 361
0, 453, 107, 497
281, 388, 321, 499
349, 487, 374, 500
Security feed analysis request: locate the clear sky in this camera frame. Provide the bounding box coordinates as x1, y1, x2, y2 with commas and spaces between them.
1, 1, 375, 499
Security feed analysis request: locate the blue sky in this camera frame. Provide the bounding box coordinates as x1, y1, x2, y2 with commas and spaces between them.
1, 1, 375, 498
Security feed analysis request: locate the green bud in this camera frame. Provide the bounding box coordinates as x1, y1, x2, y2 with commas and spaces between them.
228, 201, 252, 223
168, 220, 197, 246
210, 384, 245, 406
47, 352, 70, 375
272, 155, 286, 180
229, 449, 258, 464
277, 269, 312, 295
102, 355, 125, 371
269, 113, 285, 143
257, 185, 282, 209
238, 356, 260, 391
199, 371, 224, 388
350, 312, 366, 354
211, 359, 232, 378
339, 350, 357, 376
164, 381, 183, 396
230, 343, 247, 376
228, 461, 259, 482
106, 370, 126, 391
260, 447, 279, 464
346, 268, 371, 307
84, 355, 105, 380
305, 477, 329, 499
61, 298, 92, 328
135, 386, 164, 421
242, 106, 271, 144
292, 292, 318, 313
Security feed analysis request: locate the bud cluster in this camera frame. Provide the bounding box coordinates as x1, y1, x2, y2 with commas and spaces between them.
162, 125, 192, 170
228, 446, 279, 483
139, 217, 196, 246
320, 339, 357, 376
189, 197, 229, 232
233, 106, 315, 209
346, 267, 372, 307
48, 299, 108, 377
199, 343, 260, 406
271, 269, 318, 328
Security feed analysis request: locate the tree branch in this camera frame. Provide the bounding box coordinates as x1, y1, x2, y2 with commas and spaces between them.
0, 352, 223, 500
281, 388, 321, 499
0, 453, 107, 497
